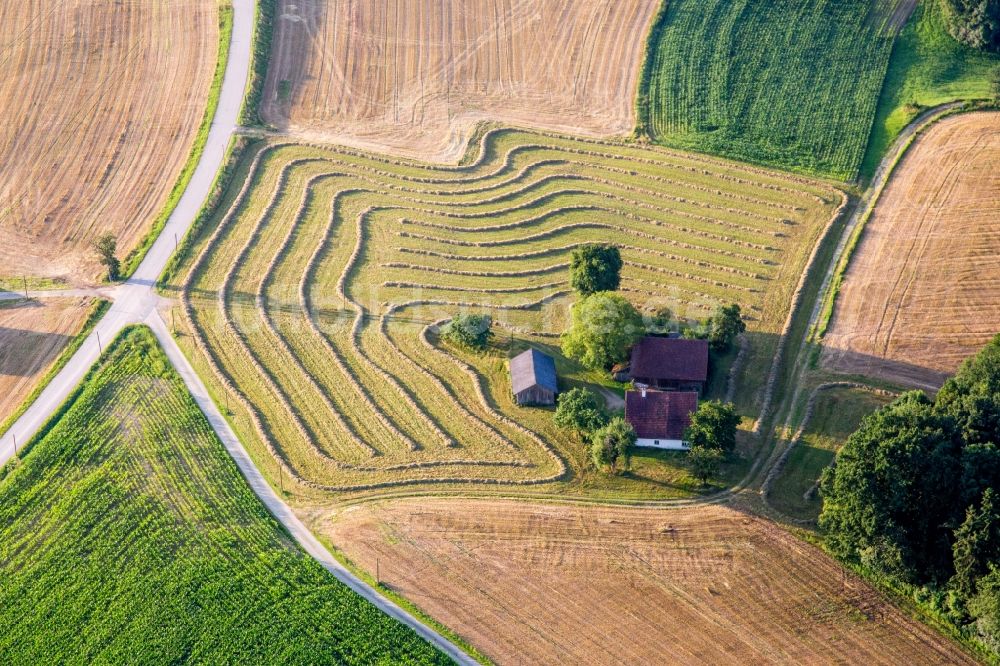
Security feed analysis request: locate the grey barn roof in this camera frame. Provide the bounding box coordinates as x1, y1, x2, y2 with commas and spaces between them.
509, 349, 558, 394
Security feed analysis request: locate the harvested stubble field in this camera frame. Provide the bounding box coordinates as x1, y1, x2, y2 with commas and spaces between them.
322, 498, 975, 665
0, 0, 218, 283
173, 129, 840, 496
262, 0, 658, 160
0, 326, 447, 663
824, 112, 1000, 389
643, 0, 916, 180
0, 297, 93, 422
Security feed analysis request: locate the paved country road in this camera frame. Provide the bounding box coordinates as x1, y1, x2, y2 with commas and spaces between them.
0, 2, 473, 662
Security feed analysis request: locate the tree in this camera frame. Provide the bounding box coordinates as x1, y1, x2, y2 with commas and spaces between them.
688, 446, 723, 486
569, 244, 623, 296
92, 233, 121, 281
970, 566, 1000, 651
442, 313, 493, 351
561, 293, 644, 370
684, 400, 741, 455
554, 387, 608, 437
819, 391, 964, 583
590, 416, 636, 474
941, 0, 1000, 52
952, 489, 1000, 596
707, 303, 746, 352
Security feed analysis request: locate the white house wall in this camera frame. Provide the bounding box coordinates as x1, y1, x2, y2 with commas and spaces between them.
635, 437, 689, 451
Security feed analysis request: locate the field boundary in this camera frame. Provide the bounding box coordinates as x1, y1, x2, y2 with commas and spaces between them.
633, 0, 670, 138
0, 299, 110, 442
239, 0, 276, 126
120, 3, 234, 279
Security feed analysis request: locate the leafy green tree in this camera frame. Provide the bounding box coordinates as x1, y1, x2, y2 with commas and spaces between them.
554, 387, 608, 437
942, 0, 1000, 52
569, 244, 622, 296
589, 416, 636, 474
819, 391, 963, 583
684, 400, 741, 455
952, 489, 1000, 596
970, 566, 1000, 651
92, 233, 121, 281
707, 303, 746, 352
561, 293, 644, 370
442, 313, 493, 351
688, 446, 723, 486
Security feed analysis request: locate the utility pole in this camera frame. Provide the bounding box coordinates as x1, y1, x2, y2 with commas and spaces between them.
96, 330, 103, 354
171, 307, 176, 334
174, 233, 179, 251
225, 390, 230, 415
12, 432, 17, 457
376, 557, 381, 586
279, 464, 284, 494
23, 276, 28, 299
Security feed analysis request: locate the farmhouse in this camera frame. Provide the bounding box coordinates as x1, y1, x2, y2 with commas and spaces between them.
629, 337, 709, 393
509, 348, 558, 406
625, 388, 698, 450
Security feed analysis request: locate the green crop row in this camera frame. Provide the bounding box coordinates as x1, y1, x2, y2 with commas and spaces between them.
0, 325, 448, 664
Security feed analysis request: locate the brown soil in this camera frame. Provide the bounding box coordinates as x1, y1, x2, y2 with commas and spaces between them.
0, 298, 93, 422
0, 0, 218, 284
262, 0, 659, 161
824, 112, 1000, 389
320, 498, 975, 665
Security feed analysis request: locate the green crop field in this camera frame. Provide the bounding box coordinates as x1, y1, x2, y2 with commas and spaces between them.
0, 326, 447, 664
642, 0, 912, 180
167, 128, 840, 499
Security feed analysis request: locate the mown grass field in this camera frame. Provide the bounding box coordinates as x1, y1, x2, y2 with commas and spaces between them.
768, 387, 892, 521
859, 0, 1000, 179
641, 0, 913, 180
168, 129, 840, 498
0, 326, 447, 664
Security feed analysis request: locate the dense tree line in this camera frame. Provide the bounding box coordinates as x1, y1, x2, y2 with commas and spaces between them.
942, 0, 1000, 52
820, 335, 1000, 652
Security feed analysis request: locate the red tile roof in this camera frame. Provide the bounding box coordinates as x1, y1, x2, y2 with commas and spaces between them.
630, 337, 709, 383
625, 390, 698, 441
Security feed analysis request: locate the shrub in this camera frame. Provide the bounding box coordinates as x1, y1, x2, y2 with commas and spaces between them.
684, 401, 741, 455
569, 244, 622, 296
688, 446, 723, 485
442, 313, 493, 351
554, 387, 608, 437
942, 0, 1000, 52
589, 416, 636, 474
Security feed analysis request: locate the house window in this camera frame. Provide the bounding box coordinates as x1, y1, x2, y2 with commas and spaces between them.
654, 440, 660, 445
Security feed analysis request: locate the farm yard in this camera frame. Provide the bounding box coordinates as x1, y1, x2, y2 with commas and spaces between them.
169, 128, 840, 496
322, 498, 977, 665
823, 112, 1000, 389
0, 298, 97, 423
0, 0, 219, 283
262, 0, 659, 160
0, 326, 448, 663
642, 0, 916, 180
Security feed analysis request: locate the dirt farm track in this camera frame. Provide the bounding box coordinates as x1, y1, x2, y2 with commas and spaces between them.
824, 112, 1000, 389
263, 0, 659, 160
321, 499, 975, 665
0, 0, 218, 283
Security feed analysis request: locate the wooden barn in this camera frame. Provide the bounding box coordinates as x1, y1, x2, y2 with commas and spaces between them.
629, 337, 709, 394
509, 349, 558, 406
